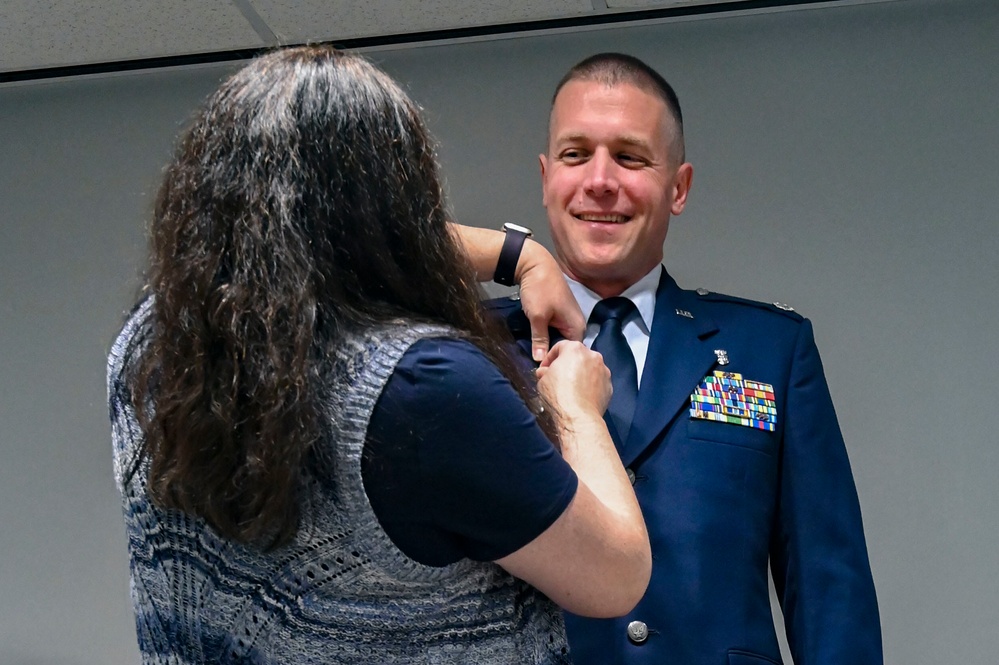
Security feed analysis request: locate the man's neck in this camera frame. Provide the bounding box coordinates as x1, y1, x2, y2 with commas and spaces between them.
564, 265, 661, 332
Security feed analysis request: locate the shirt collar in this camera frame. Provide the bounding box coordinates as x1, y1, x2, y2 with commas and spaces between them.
566, 265, 660, 333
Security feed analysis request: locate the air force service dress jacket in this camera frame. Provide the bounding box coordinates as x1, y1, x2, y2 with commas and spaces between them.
489, 269, 882, 665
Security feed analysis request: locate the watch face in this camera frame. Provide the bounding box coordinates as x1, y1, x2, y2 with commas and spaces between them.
503, 223, 532, 236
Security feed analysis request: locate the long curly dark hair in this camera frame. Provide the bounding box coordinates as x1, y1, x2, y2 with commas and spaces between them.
126, 45, 556, 550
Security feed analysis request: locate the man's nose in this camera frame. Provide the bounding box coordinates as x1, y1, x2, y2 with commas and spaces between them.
583, 151, 619, 196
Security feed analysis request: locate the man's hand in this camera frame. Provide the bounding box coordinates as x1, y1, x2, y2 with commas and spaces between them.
449, 223, 584, 360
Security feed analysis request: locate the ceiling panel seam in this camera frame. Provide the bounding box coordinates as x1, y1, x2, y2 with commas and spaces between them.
231, 0, 279, 45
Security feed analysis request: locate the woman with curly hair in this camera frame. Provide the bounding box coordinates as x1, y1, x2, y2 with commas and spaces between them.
108, 45, 649, 664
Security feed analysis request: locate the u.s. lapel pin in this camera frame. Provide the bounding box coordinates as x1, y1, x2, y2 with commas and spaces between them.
675, 308, 693, 319
714, 349, 730, 366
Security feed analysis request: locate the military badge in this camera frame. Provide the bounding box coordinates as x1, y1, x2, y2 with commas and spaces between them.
690, 371, 777, 432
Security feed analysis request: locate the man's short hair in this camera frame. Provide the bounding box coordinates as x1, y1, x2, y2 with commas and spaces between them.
551, 52, 685, 164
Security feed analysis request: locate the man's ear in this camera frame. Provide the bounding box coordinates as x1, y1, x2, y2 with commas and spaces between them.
539, 154, 549, 206
670, 162, 694, 216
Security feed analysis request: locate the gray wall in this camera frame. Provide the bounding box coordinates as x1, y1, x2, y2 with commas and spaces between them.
1, 0, 996, 662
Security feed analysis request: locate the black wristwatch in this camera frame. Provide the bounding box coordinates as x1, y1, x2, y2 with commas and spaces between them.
493, 223, 532, 287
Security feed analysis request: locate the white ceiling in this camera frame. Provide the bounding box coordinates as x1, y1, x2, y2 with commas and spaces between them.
0, 0, 895, 80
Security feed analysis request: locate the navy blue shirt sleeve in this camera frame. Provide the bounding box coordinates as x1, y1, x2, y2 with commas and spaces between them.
362, 337, 578, 567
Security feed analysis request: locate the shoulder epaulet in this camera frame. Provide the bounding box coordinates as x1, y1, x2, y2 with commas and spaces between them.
482, 294, 531, 336
693, 288, 804, 321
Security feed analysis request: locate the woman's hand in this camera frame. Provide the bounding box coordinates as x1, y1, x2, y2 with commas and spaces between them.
536, 341, 611, 420
516, 240, 585, 361
449, 224, 585, 360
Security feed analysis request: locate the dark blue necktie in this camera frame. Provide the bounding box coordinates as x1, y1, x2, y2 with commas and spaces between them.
590, 297, 639, 446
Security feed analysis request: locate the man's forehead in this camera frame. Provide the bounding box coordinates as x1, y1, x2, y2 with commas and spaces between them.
553, 78, 658, 107
548, 81, 672, 143
551, 81, 667, 121
550, 130, 655, 150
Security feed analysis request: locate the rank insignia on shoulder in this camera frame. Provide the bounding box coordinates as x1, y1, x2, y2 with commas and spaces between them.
773, 302, 794, 311
690, 371, 776, 431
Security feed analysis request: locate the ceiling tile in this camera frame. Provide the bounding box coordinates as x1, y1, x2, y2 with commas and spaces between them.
0, 0, 265, 72
252, 0, 595, 42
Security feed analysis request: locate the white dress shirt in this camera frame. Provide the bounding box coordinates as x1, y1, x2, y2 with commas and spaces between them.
565, 265, 660, 388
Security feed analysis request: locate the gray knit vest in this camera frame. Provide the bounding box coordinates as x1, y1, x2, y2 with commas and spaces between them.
109, 299, 571, 664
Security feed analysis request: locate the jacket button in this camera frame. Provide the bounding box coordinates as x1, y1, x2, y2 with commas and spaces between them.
626, 468, 636, 485
627, 620, 648, 644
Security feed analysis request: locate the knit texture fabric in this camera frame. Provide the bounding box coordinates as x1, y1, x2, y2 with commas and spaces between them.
108, 299, 570, 664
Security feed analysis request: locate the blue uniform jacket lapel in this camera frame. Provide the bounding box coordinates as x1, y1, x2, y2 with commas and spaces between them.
621, 270, 720, 467
483, 296, 567, 373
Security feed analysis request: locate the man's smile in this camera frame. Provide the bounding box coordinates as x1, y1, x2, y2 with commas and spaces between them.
574, 213, 631, 224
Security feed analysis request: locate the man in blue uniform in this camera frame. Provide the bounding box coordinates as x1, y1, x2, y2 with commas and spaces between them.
493, 53, 882, 665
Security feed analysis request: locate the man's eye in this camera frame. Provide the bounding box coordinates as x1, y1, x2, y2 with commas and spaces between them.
618, 154, 645, 167
560, 150, 586, 162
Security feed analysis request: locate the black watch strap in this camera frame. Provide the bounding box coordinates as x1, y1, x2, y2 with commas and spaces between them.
494, 223, 532, 286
